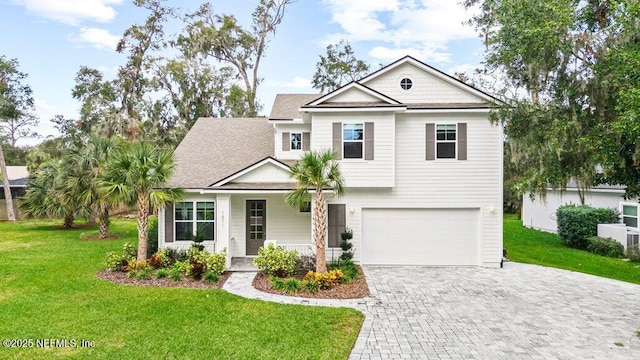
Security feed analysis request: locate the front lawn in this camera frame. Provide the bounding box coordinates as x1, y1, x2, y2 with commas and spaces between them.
0, 220, 363, 359
504, 213, 640, 284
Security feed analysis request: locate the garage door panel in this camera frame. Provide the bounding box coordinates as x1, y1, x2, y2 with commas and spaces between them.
362, 208, 479, 265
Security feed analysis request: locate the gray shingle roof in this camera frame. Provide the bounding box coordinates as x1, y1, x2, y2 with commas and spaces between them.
167, 118, 275, 188
269, 94, 321, 119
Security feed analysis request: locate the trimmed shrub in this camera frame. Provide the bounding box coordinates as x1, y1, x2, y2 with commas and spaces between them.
156, 268, 169, 279
253, 244, 297, 277
304, 269, 343, 289
189, 256, 207, 280
147, 217, 159, 258
586, 236, 624, 258
122, 242, 136, 259
627, 245, 640, 262
329, 260, 358, 284
556, 205, 618, 249
282, 278, 301, 294
135, 267, 153, 280
105, 251, 128, 272
204, 271, 219, 284
105, 242, 137, 271
206, 249, 226, 276
301, 279, 319, 293
149, 252, 169, 269
126, 259, 149, 272
169, 267, 183, 281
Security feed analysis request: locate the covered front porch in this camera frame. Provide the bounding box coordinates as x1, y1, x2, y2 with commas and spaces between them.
158, 191, 314, 268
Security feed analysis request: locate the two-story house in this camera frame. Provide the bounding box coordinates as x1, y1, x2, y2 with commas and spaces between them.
159, 56, 503, 268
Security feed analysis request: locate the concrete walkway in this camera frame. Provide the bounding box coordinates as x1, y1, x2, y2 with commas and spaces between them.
223, 263, 640, 360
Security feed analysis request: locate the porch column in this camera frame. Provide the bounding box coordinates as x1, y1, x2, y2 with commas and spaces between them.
216, 194, 231, 268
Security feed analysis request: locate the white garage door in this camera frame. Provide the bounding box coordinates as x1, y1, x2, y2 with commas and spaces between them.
361, 208, 480, 265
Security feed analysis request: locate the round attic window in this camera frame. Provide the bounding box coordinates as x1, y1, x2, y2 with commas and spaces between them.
400, 78, 413, 90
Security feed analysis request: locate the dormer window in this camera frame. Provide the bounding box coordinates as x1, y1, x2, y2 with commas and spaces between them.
400, 78, 413, 90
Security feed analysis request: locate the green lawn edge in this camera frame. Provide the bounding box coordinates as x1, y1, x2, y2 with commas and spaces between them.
504, 213, 640, 284
0, 219, 364, 360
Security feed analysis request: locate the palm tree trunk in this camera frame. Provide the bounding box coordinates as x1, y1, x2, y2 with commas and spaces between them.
98, 204, 110, 239
136, 193, 149, 261
314, 187, 328, 273
0, 144, 16, 221
63, 213, 74, 228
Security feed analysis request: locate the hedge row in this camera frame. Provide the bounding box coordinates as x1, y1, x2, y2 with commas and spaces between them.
556, 205, 618, 250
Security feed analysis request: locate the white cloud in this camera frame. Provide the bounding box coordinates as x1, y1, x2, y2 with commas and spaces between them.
369, 46, 451, 63
68, 27, 120, 50
283, 77, 312, 89
13, 0, 123, 26
264, 77, 313, 90
321, 0, 478, 64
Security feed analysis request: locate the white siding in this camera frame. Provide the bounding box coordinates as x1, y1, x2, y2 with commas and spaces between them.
522, 190, 626, 232
363, 63, 485, 104
232, 163, 291, 183
327, 87, 384, 103
311, 112, 395, 187
229, 194, 311, 257
325, 111, 503, 267
275, 123, 311, 160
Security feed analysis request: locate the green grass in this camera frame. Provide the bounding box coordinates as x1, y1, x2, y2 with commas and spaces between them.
0, 220, 364, 359
504, 213, 640, 284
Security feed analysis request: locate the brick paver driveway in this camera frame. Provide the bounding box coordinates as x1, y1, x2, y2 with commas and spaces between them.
351, 262, 640, 360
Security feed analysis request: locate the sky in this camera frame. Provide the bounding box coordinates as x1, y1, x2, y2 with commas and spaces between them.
0, 0, 486, 146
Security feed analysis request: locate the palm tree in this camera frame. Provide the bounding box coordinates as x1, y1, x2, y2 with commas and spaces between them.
66, 135, 120, 238
101, 141, 183, 261
20, 160, 80, 227
286, 150, 344, 273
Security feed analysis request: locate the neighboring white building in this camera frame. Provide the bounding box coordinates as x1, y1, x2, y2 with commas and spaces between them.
522, 186, 640, 250
159, 56, 504, 268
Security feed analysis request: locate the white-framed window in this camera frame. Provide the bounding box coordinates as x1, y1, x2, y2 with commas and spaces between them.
621, 203, 639, 228
343, 123, 364, 159
175, 201, 215, 241
436, 124, 456, 159
290, 132, 302, 150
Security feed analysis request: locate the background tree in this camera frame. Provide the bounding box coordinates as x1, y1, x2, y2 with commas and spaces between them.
0, 55, 38, 147
181, 0, 294, 116
286, 150, 344, 273
0, 55, 37, 221
312, 40, 370, 93
463, 0, 626, 202
101, 141, 183, 261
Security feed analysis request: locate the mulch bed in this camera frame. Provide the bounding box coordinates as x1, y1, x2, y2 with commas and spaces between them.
252, 266, 370, 299
97, 269, 231, 290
